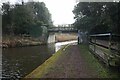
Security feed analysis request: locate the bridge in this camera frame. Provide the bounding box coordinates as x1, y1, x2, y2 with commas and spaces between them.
48, 27, 78, 32
47, 25, 78, 43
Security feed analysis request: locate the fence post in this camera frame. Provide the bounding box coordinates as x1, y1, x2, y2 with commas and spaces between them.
109, 33, 112, 52
94, 36, 96, 53
107, 33, 112, 66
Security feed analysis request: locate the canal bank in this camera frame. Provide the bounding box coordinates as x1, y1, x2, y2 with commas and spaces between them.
2, 33, 77, 48
25, 44, 120, 79
2, 36, 47, 48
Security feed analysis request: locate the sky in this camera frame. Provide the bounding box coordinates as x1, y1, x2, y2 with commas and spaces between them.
41, 0, 76, 25
0, 0, 76, 25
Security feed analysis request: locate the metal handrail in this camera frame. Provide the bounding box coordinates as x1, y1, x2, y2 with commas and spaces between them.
90, 33, 120, 37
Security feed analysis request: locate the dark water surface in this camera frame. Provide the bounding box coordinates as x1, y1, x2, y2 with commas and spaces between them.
2, 44, 55, 78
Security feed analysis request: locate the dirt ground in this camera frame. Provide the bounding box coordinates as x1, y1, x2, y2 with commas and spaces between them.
42, 45, 98, 78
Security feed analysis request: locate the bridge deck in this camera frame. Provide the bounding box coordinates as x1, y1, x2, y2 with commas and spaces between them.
48, 27, 78, 32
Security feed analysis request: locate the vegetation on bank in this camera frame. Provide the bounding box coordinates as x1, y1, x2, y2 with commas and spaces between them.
2, 35, 47, 48
79, 45, 120, 78
1, 33, 77, 48
1, 1, 53, 47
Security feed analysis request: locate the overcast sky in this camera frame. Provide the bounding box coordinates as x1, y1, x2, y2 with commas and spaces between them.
41, 0, 76, 25
1, 0, 117, 25
1, 0, 76, 25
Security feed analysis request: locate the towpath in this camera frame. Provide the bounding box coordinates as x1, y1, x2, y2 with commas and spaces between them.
41, 45, 98, 78
25, 44, 119, 78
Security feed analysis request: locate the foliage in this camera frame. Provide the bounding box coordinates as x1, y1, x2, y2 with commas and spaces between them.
73, 2, 120, 34
2, 2, 13, 34
2, 1, 53, 37
12, 4, 33, 35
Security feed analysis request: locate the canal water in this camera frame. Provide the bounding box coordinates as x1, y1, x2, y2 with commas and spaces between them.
2, 44, 55, 78
2, 40, 77, 78
55, 40, 77, 52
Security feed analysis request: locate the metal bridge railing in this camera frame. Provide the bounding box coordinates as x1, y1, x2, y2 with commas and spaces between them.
48, 27, 77, 32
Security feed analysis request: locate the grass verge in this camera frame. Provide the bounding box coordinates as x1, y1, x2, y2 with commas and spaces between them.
79, 44, 120, 78
23, 45, 68, 79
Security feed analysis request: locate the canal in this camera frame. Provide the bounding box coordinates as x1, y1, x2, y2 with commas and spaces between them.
2, 40, 77, 78
2, 44, 55, 78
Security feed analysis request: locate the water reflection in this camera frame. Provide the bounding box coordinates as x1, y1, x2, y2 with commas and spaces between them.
55, 40, 77, 52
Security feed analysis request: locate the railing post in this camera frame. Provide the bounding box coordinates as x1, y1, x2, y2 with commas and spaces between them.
94, 36, 96, 53
109, 33, 112, 51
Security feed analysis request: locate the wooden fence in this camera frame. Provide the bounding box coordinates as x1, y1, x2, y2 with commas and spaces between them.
89, 33, 120, 67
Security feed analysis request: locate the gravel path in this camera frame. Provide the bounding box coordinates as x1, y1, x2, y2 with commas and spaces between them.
42, 45, 98, 78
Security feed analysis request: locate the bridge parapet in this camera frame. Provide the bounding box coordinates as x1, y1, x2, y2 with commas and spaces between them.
48, 27, 77, 32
